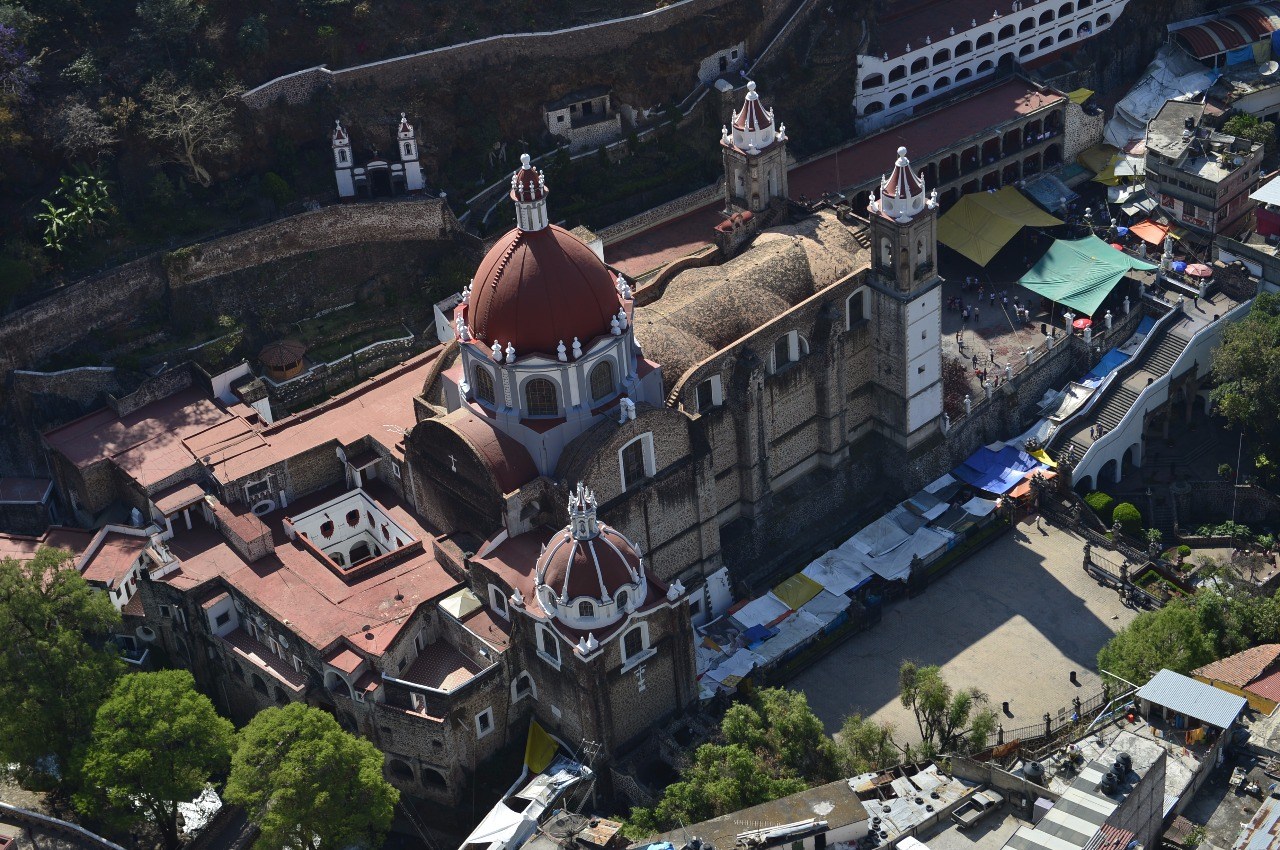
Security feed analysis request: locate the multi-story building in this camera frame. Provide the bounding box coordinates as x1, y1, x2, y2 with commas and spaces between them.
1143, 99, 1265, 238
854, 0, 1130, 133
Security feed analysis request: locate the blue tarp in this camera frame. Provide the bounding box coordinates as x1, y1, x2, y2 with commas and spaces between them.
1083, 348, 1130, 383
742, 624, 778, 644
1228, 45, 1255, 65
1137, 315, 1155, 336
953, 445, 1044, 494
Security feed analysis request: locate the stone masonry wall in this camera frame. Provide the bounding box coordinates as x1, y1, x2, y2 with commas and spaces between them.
242, 0, 796, 108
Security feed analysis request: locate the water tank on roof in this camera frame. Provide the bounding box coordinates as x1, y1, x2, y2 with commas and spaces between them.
1116, 752, 1132, 773
1024, 761, 1045, 782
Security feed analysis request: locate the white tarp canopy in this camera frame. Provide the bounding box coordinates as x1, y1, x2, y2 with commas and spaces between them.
704, 648, 765, 684
733, 592, 791, 629
961, 496, 999, 517
1105, 46, 1217, 147
888, 504, 926, 535
802, 549, 875, 596
906, 490, 949, 520
1252, 175, 1280, 206
925, 473, 957, 493
441, 587, 482, 620
461, 799, 534, 850
842, 515, 911, 557
754, 610, 825, 663
801, 589, 851, 625
865, 527, 951, 583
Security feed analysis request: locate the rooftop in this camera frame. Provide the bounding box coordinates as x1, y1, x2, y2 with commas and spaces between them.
1138, 668, 1248, 730
874, 0, 1011, 61
1194, 644, 1280, 689
79, 532, 148, 589
159, 481, 458, 656
400, 640, 490, 691
1145, 100, 1208, 159
0, 477, 52, 504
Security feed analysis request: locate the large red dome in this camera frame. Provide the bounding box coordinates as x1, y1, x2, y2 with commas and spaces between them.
465, 225, 621, 358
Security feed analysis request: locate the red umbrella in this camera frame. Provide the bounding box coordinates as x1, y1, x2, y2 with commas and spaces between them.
1110, 242, 1125, 250
1072, 317, 1092, 330
1185, 263, 1213, 278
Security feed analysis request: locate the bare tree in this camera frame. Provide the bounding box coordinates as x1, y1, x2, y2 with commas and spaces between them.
50, 98, 118, 164
139, 74, 240, 187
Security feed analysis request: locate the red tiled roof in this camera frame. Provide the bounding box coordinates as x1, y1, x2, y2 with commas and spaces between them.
121, 594, 145, 618
0, 527, 94, 563
607, 204, 721, 278
788, 80, 1064, 201
353, 669, 380, 693
1248, 667, 1280, 704
153, 480, 206, 515
325, 645, 365, 674
212, 502, 271, 546
0, 477, 51, 504
439, 407, 538, 494
461, 606, 512, 651
221, 627, 307, 691
511, 163, 546, 203
465, 225, 622, 359
876, 0, 1005, 61
536, 525, 641, 602
1194, 644, 1280, 688
1174, 4, 1280, 59
79, 532, 147, 589
160, 482, 459, 656
402, 640, 486, 691
1086, 823, 1136, 850
733, 96, 771, 133
200, 591, 230, 610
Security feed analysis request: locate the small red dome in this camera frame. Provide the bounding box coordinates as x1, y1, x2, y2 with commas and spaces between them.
537, 525, 641, 603
466, 226, 621, 358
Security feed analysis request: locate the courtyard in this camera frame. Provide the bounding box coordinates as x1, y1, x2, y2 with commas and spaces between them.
789, 519, 1137, 744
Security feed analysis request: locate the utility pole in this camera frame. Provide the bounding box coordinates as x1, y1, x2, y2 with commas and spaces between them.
574, 739, 603, 815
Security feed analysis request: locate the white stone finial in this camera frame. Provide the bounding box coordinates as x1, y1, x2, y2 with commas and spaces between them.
568, 482, 600, 540
577, 636, 589, 655
572, 337, 583, 358
511, 587, 524, 607
520, 152, 532, 169
505, 342, 516, 363
491, 341, 502, 361
556, 340, 567, 362
610, 316, 621, 336
586, 632, 599, 651
972, 18, 977, 26
746, 80, 757, 97
897, 146, 909, 165
905, 42, 911, 51
883, 52, 889, 61
617, 306, 628, 330
950, 26, 956, 34
925, 35, 931, 44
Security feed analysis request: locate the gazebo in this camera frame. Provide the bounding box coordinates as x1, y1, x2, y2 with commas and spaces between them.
259, 340, 307, 381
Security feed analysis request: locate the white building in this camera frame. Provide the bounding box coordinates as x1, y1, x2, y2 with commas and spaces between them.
854, 0, 1130, 133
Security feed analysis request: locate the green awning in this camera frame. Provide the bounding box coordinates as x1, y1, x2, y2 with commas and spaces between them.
1018, 235, 1156, 315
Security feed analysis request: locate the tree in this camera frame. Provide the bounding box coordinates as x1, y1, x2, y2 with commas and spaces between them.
0, 547, 123, 782
626, 744, 807, 837
721, 688, 841, 782
139, 74, 240, 188
1212, 291, 1280, 452
50, 98, 119, 164
898, 662, 998, 756
1223, 113, 1276, 156
134, 0, 205, 67
34, 171, 116, 251
224, 703, 398, 850
1096, 599, 1218, 686
835, 714, 900, 775
78, 670, 234, 850
1112, 502, 1142, 536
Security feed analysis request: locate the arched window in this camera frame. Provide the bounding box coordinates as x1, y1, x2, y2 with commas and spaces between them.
890, 93, 907, 107
252, 674, 267, 696
512, 672, 535, 701
888, 65, 907, 82
1039, 36, 1053, 49
956, 68, 974, 81
1059, 2, 1074, 14
421, 768, 447, 787
538, 626, 559, 663
935, 77, 950, 90
523, 378, 557, 416
617, 589, 629, 611
1078, 0, 1092, 8
403, 142, 412, 156
1097, 13, 1111, 25
846, 290, 867, 327
1039, 10, 1054, 24
578, 600, 595, 618
1058, 28, 1072, 41
346, 509, 360, 527
589, 360, 614, 401
976, 32, 994, 48
1019, 44, 1035, 56
910, 57, 928, 74
999, 24, 1015, 40
955, 40, 973, 56
933, 48, 951, 65
389, 759, 414, 781
912, 84, 929, 99
338, 149, 348, 164
863, 101, 885, 115
620, 435, 652, 491
1020, 17, 1035, 31
473, 366, 495, 404
862, 73, 885, 89
623, 626, 646, 661
1077, 23, 1091, 36
320, 520, 334, 539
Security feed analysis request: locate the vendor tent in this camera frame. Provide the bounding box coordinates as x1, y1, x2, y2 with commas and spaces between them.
1018, 235, 1156, 315
773, 572, 823, 610
1129, 219, 1170, 246
1067, 88, 1095, 105
802, 550, 875, 596
953, 445, 1044, 494
842, 514, 911, 557
937, 187, 1064, 266
1023, 174, 1078, 213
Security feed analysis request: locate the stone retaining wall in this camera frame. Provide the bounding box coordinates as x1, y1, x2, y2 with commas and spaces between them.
267, 333, 423, 414
597, 182, 722, 246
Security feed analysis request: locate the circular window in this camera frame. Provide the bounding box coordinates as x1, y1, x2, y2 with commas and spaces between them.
251, 499, 276, 516
136, 626, 157, 641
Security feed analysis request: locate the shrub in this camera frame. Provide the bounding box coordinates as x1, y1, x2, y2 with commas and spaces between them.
1113, 502, 1143, 536
1084, 491, 1115, 523
1219, 463, 1234, 479
262, 172, 293, 208
1177, 545, 1192, 558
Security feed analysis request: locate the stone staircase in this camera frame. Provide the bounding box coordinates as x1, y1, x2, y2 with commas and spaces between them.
1055, 325, 1191, 461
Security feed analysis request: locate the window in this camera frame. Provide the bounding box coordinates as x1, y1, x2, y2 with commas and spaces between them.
622, 625, 648, 664
523, 378, 558, 416
215, 611, 230, 627
890, 93, 907, 107
978, 59, 995, 72
1020, 17, 1035, 31
999, 23, 1016, 40
589, 360, 614, 401
557, 114, 565, 123
773, 335, 791, 370
1038, 36, 1053, 49
933, 49, 951, 65
912, 84, 929, 99
620, 436, 652, 491
694, 376, 722, 412
617, 589, 629, 611
338, 149, 348, 164
1019, 44, 1035, 56
473, 366, 495, 404
475, 709, 494, 738
252, 674, 268, 696
512, 672, 535, 702
1039, 10, 1054, 23
1059, 2, 1074, 14
245, 477, 271, 502
976, 32, 993, 48
320, 520, 334, 539
846, 290, 867, 328
538, 626, 560, 666
955, 40, 973, 56
160, 604, 172, 618
346, 509, 360, 526
934, 77, 950, 90
392, 462, 401, 479
888, 65, 907, 82
862, 73, 884, 90
1059, 28, 1072, 41
578, 600, 595, 618
910, 57, 928, 74
1097, 13, 1111, 25
863, 101, 885, 115
956, 68, 973, 81
489, 584, 509, 619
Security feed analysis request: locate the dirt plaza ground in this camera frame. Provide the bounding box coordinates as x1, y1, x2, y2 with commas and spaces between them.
790, 519, 1138, 744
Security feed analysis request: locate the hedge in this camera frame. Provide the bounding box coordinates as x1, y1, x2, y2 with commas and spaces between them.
1113, 502, 1143, 536
1085, 491, 1115, 523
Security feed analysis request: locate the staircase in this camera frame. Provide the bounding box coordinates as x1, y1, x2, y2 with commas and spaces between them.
1053, 324, 1191, 461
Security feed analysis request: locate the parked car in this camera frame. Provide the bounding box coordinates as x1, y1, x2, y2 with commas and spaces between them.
951, 788, 1005, 830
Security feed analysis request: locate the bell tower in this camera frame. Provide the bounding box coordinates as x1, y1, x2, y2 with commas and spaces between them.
332, 120, 355, 200
396, 112, 425, 192
866, 147, 943, 449
720, 81, 789, 213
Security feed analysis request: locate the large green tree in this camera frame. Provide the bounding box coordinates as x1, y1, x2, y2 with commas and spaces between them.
0, 547, 123, 782
1223, 113, 1276, 155
224, 703, 398, 850
1096, 599, 1219, 686
898, 662, 998, 757
721, 688, 841, 782
77, 670, 235, 850
835, 714, 900, 775
1212, 291, 1280, 452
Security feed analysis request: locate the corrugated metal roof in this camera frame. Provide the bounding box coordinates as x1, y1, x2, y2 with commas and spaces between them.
1137, 669, 1247, 729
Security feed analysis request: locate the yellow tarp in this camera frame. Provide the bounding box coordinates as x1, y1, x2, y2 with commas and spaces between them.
1077, 144, 1118, 174
772, 573, 823, 610
1029, 448, 1058, 468
937, 187, 1064, 266
1067, 88, 1095, 105
524, 720, 558, 773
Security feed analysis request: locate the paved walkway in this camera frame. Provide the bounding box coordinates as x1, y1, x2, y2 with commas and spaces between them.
790, 519, 1136, 744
